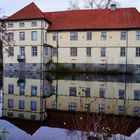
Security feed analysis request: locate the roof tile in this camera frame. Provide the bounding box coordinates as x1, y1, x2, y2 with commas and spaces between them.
6, 2, 45, 20
6, 2, 140, 30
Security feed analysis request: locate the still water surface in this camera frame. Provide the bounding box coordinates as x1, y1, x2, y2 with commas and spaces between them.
0, 71, 140, 140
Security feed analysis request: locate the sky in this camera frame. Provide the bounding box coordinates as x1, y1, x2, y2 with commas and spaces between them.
0, 0, 140, 16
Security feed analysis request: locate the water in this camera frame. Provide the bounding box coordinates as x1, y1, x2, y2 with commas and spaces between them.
0, 71, 140, 140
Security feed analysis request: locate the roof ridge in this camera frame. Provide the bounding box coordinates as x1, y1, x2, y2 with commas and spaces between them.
43, 7, 137, 14
6, 2, 45, 21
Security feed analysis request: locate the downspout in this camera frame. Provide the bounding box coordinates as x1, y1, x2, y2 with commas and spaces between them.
56, 32, 59, 106
40, 20, 44, 72
124, 9, 129, 116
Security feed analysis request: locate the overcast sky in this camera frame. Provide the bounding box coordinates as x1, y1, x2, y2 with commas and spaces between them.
1, 0, 140, 16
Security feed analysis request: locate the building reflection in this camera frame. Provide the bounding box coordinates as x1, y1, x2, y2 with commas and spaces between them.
46, 74, 140, 117
2, 71, 51, 121
1, 72, 140, 136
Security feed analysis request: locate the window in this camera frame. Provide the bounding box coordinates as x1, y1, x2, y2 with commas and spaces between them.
32, 46, 37, 56
52, 48, 57, 57
20, 47, 25, 56
101, 32, 107, 40
119, 64, 125, 70
51, 101, 57, 109
31, 101, 37, 110
8, 84, 14, 94
8, 112, 13, 117
33, 63, 36, 67
52, 32, 58, 41
19, 83, 25, 95
8, 99, 14, 108
31, 31, 37, 41
19, 100, 25, 109
120, 47, 126, 57
31, 86, 37, 96
19, 22, 25, 27
44, 47, 48, 56
120, 31, 127, 40
134, 90, 140, 100
85, 104, 90, 112
86, 32, 92, 40
85, 88, 90, 97
31, 21, 37, 27
99, 88, 105, 98
118, 89, 125, 99
136, 47, 140, 57
70, 32, 78, 40
68, 102, 77, 110
8, 22, 14, 28
133, 107, 139, 116
19, 113, 24, 119
99, 104, 105, 113
86, 47, 91, 57
19, 32, 25, 41
118, 106, 124, 114
69, 87, 77, 96
31, 114, 36, 120
9, 47, 14, 56
119, 76, 126, 82
101, 47, 106, 57
52, 86, 57, 94
100, 64, 106, 69
70, 47, 77, 56
136, 31, 140, 40
7, 32, 14, 41
136, 65, 140, 70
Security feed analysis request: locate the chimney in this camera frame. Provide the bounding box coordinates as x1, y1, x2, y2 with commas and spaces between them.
110, 4, 116, 11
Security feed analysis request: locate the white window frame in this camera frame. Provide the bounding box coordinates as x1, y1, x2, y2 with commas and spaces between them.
32, 46, 37, 56
19, 22, 25, 27
70, 47, 77, 56
120, 31, 127, 40
31, 21, 37, 27
101, 32, 107, 40
86, 32, 92, 40
19, 32, 25, 41
31, 31, 37, 41
70, 32, 78, 40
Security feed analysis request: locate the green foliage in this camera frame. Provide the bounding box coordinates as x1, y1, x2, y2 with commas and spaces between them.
0, 129, 9, 140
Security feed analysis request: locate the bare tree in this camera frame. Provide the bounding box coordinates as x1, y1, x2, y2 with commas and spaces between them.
67, 0, 80, 10
0, 9, 12, 57
83, 0, 118, 9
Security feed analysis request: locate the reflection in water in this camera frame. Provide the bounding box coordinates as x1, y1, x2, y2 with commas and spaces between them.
0, 71, 140, 139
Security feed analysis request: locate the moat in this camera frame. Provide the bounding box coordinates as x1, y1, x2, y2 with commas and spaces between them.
0, 71, 140, 140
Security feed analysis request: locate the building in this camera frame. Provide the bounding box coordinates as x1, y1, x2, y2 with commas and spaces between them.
3, 2, 140, 73
46, 74, 140, 117
2, 72, 51, 121
2, 72, 140, 136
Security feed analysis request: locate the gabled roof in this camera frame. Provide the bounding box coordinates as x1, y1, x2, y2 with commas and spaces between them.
6, 2, 45, 21
44, 8, 140, 31
6, 2, 140, 30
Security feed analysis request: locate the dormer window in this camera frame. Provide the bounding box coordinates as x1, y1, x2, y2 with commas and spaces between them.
31, 21, 37, 27
8, 23, 14, 28
19, 22, 25, 27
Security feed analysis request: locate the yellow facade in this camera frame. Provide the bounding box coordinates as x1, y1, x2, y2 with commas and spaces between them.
2, 73, 48, 121
46, 78, 140, 117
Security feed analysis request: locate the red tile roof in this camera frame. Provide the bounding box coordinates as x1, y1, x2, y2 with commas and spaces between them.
6, 2, 45, 21
44, 8, 140, 31
6, 2, 140, 30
